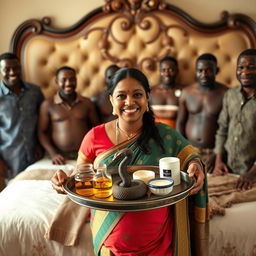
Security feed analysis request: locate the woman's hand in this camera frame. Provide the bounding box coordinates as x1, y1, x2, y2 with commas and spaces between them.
51, 169, 68, 194
187, 161, 205, 195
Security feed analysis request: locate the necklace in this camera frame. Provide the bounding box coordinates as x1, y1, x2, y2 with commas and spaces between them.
115, 119, 141, 144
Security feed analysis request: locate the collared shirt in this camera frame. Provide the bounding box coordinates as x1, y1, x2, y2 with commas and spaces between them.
0, 81, 44, 178
53, 92, 84, 110
214, 85, 256, 175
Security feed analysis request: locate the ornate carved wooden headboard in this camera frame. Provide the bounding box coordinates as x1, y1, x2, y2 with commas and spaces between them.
10, 0, 256, 99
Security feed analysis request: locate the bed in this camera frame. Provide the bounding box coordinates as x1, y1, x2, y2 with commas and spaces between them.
1, 0, 256, 255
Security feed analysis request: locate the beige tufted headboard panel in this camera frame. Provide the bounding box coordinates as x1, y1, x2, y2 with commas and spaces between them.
10, 0, 256, 99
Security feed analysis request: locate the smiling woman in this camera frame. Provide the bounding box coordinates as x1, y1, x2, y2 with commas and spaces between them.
51, 67, 207, 256
108, 76, 149, 144
106, 68, 162, 153
2, 2, 256, 255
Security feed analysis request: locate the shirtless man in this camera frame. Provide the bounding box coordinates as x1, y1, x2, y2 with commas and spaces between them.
38, 66, 100, 165
176, 53, 227, 172
150, 56, 183, 128
92, 64, 119, 123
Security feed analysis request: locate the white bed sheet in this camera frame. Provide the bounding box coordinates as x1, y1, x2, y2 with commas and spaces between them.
209, 201, 256, 256
24, 157, 76, 171
0, 180, 95, 256
2, 163, 256, 256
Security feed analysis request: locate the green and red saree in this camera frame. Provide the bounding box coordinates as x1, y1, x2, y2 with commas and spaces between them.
85, 123, 208, 256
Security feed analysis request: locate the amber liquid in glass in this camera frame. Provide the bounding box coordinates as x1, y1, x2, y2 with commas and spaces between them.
75, 176, 94, 196
93, 176, 113, 198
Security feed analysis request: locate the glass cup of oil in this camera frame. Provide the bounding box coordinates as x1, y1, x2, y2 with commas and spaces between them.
93, 163, 113, 198
74, 163, 95, 196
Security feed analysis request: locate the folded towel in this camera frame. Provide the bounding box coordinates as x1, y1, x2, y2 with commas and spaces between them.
45, 196, 90, 246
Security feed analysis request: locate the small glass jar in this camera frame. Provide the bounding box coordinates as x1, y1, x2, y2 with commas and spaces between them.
75, 163, 95, 196
93, 163, 113, 198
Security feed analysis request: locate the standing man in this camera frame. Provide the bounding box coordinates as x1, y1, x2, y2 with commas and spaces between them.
176, 53, 227, 172
213, 49, 256, 190
91, 64, 119, 123
150, 56, 183, 128
0, 52, 44, 182
38, 66, 100, 165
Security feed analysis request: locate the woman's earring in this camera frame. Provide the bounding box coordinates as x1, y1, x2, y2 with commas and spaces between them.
112, 110, 116, 115
146, 106, 149, 112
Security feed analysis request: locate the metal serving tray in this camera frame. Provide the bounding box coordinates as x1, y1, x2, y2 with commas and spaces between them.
63, 165, 195, 212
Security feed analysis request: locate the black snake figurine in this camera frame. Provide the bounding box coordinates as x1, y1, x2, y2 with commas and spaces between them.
111, 148, 147, 200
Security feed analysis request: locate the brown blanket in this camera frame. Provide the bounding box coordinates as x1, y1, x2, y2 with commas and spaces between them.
208, 175, 256, 218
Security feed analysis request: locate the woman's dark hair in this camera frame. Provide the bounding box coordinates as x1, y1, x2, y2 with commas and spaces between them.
108, 67, 165, 153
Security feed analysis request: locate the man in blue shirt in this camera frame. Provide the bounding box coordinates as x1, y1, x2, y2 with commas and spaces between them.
0, 52, 44, 184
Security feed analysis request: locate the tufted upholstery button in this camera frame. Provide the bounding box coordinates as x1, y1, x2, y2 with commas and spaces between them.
94, 66, 99, 74
61, 56, 68, 63
41, 59, 48, 66
192, 49, 198, 56
50, 46, 56, 53
183, 62, 189, 70
83, 79, 90, 86
225, 55, 231, 62
44, 82, 49, 88
82, 54, 88, 61
215, 43, 220, 50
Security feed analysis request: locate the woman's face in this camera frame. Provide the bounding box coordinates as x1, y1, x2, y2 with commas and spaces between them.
109, 77, 149, 123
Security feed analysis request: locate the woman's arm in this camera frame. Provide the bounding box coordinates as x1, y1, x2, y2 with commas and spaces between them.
51, 153, 93, 194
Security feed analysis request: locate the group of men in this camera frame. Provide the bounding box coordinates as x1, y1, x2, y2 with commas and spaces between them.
150, 49, 256, 190
1, 49, 256, 191
0, 53, 102, 189
0, 54, 122, 189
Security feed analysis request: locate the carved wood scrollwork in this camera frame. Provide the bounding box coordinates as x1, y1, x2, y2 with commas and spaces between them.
103, 0, 167, 16
84, 0, 187, 70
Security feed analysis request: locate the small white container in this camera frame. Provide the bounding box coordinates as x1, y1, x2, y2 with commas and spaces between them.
147, 177, 174, 196
159, 157, 181, 186
133, 170, 155, 184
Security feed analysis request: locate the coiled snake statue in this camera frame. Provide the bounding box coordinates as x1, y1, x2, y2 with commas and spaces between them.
111, 148, 147, 200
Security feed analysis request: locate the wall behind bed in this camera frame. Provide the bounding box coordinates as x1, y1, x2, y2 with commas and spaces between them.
0, 0, 256, 54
